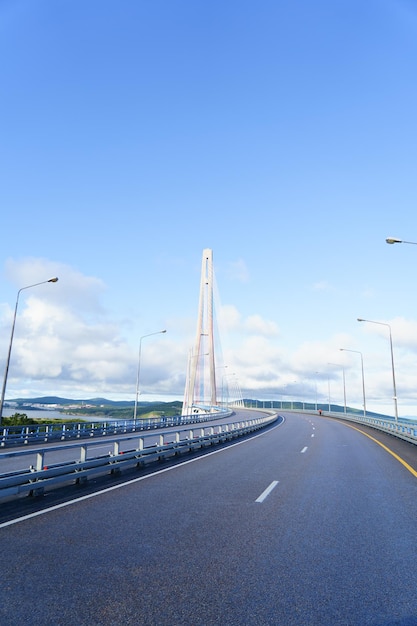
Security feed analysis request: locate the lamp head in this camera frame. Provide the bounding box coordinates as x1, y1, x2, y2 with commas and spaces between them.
386, 238, 402, 244
48, 277, 59, 283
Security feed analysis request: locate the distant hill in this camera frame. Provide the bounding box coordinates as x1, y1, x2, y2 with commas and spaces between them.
4, 397, 184, 420
6, 397, 392, 420
7, 396, 144, 407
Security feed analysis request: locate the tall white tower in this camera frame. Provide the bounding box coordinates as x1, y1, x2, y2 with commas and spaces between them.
182, 249, 217, 415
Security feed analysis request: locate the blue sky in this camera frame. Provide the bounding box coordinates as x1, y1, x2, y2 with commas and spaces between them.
1, 0, 417, 416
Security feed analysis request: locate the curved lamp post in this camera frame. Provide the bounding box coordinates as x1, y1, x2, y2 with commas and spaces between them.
314, 372, 319, 411
357, 318, 398, 422
386, 237, 417, 245
133, 330, 166, 421
226, 372, 243, 408
0, 277, 59, 423
340, 348, 366, 417
218, 365, 228, 407
328, 362, 346, 414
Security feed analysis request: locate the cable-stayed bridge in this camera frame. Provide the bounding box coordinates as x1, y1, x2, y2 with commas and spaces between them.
182, 248, 243, 416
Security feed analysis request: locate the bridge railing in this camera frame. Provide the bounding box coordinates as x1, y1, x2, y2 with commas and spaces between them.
0, 409, 234, 448
310, 410, 417, 446
0, 412, 279, 501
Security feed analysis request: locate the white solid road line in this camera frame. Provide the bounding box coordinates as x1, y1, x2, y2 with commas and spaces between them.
255, 480, 279, 503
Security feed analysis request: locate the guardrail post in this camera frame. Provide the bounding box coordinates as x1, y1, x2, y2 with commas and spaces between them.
75, 444, 89, 485
80, 445, 87, 463
111, 441, 121, 474
36, 450, 45, 471
135, 437, 145, 468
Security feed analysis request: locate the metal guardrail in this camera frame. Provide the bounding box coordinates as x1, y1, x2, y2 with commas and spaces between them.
0, 410, 234, 448
0, 412, 278, 500
317, 410, 417, 445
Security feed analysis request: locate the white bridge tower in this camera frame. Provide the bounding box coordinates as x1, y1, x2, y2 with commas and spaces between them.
182, 249, 218, 416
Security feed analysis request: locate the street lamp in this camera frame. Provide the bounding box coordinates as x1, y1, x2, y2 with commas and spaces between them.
219, 365, 228, 407
290, 380, 297, 410
314, 375, 318, 411
226, 372, 243, 408
386, 237, 417, 245
357, 318, 398, 422
328, 363, 346, 414
340, 348, 366, 417
0, 277, 59, 423
327, 377, 331, 412
133, 330, 166, 421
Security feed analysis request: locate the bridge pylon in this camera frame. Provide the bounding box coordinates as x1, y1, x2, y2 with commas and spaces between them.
182, 249, 218, 416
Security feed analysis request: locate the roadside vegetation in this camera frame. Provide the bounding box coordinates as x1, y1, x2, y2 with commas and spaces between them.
2, 413, 87, 426
2, 413, 36, 426
60, 401, 183, 420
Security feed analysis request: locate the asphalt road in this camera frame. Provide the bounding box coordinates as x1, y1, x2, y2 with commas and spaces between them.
0, 411, 416, 626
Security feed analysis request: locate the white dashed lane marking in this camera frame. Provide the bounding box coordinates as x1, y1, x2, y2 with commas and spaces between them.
255, 480, 279, 503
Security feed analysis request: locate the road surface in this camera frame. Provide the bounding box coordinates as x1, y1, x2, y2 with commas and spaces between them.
0, 411, 416, 625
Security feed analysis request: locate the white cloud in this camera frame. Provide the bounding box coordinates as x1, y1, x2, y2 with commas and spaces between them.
5, 257, 107, 314
2, 258, 417, 418
244, 314, 279, 336
226, 258, 250, 283
387, 317, 417, 349
217, 306, 279, 337
310, 280, 332, 292
1, 255, 199, 401
0, 259, 168, 399
217, 304, 242, 331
